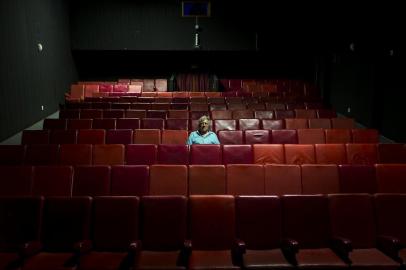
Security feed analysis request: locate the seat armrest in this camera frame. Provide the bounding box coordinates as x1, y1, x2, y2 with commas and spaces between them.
330, 236, 352, 264
19, 241, 42, 258
231, 239, 246, 266
281, 238, 299, 265
377, 235, 403, 262
73, 240, 92, 255
179, 240, 192, 267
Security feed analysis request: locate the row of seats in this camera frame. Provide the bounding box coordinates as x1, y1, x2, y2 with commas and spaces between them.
1, 194, 404, 269
2, 143, 405, 166
1, 164, 405, 197
22, 128, 377, 145
63, 102, 328, 112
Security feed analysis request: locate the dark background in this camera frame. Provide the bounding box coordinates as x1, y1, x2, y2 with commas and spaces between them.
1, 0, 405, 141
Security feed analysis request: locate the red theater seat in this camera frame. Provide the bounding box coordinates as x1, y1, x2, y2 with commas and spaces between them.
68, 119, 93, 130
50, 130, 77, 144
43, 118, 67, 130
158, 144, 189, 164
227, 164, 265, 195
161, 130, 189, 145
189, 165, 226, 195
0, 166, 33, 196
285, 118, 308, 129
222, 145, 253, 164
338, 165, 376, 193
254, 110, 274, 120
261, 119, 284, 130
134, 129, 161, 144
253, 144, 284, 164
141, 118, 165, 129
165, 119, 189, 130
295, 109, 317, 119
211, 110, 232, 120
21, 130, 50, 144
92, 118, 116, 129
168, 110, 189, 119
149, 165, 188, 195
0, 145, 25, 165
301, 164, 339, 194
190, 144, 222, 165
351, 129, 379, 143
73, 165, 111, 196
264, 164, 301, 195
284, 144, 315, 164
59, 109, 80, 119
32, 166, 73, 196
218, 130, 243, 144
315, 144, 347, 164
331, 118, 355, 129
346, 144, 378, 165
378, 143, 406, 163
106, 129, 133, 144
271, 130, 298, 144
274, 110, 295, 119
80, 109, 103, 119
126, 109, 146, 119
77, 129, 106, 144
308, 118, 332, 129
244, 130, 270, 144
126, 144, 157, 165
325, 129, 352, 144
375, 164, 406, 193
110, 165, 149, 196
24, 144, 59, 165
232, 110, 252, 119
238, 119, 260, 130
317, 109, 337, 118
93, 144, 125, 165
59, 144, 92, 165
297, 129, 325, 144
116, 118, 140, 129
213, 120, 237, 132
147, 110, 167, 119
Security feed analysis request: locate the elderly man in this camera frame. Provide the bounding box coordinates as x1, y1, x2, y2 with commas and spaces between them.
186, 115, 220, 145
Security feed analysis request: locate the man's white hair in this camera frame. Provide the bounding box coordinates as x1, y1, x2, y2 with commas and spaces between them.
198, 115, 210, 125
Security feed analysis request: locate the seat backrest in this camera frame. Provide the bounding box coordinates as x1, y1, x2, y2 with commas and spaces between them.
92, 118, 116, 130
227, 164, 264, 195
238, 119, 260, 131
60, 109, 80, 119
116, 118, 140, 129
261, 119, 285, 130
211, 110, 232, 120
284, 144, 316, 164
161, 130, 189, 145
50, 130, 77, 144
301, 164, 339, 194
73, 166, 111, 196
134, 129, 161, 144
378, 144, 406, 163
297, 129, 325, 144
93, 144, 125, 165
146, 110, 167, 119
213, 120, 237, 132
68, 119, 93, 130
222, 145, 253, 164
317, 109, 337, 118
374, 194, 406, 244
77, 129, 106, 144
218, 130, 243, 144
325, 129, 352, 144
351, 129, 379, 143
141, 196, 187, 250
0, 197, 43, 249
80, 109, 102, 119
25, 144, 59, 165
308, 118, 332, 129
59, 144, 92, 165
294, 109, 317, 119
338, 165, 376, 193
149, 165, 188, 195
92, 196, 138, 250
157, 144, 189, 164
0, 166, 33, 196
235, 196, 281, 249
253, 144, 284, 164
165, 119, 189, 130
346, 144, 378, 165
232, 110, 252, 119
190, 144, 222, 165
189, 195, 235, 250
271, 130, 298, 144
126, 144, 157, 165
244, 130, 270, 144
189, 165, 226, 195
331, 118, 355, 129
264, 164, 301, 195
42, 197, 92, 251
328, 194, 376, 248
32, 166, 73, 196
141, 118, 165, 129
285, 118, 308, 129
43, 119, 67, 130
315, 144, 347, 164
167, 110, 189, 119
375, 164, 406, 193
282, 195, 330, 248
111, 165, 149, 196
274, 110, 295, 119
106, 129, 133, 144
21, 130, 50, 145
126, 109, 146, 119
0, 145, 25, 165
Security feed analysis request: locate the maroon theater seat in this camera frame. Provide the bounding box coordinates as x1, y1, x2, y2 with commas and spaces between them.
284, 144, 316, 165
222, 145, 253, 164
32, 166, 73, 196
68, 119, 93, 130
346, 144, 378, 165
59, 144, 92, 166
0, 166, 33, 196
238, 119, 260, 131
271, 130, 298, 144
126, 144, 157, 165
24, 144, 59, 165
244, 130, 270, 144
375, 164, 406, 193
106, 129, 133, 144
110, 165, 149, 196
211, 110, 232, 120
261, 119, 285, 130
218, 130, 243, 145
264, 164, 301, 195
77, 129, 106, 144
72, 166, 111, 196
0, 145, 25, 165
190, 144, 222, 165
338, 165, 376, 193
149, 165, 188, 196
80, 109, 103, 119
43, 119, 67, 130
147, 110, 167, 119
189, 165, 226, 195
92, 118, 116, 130
50, 130, 77, 144
301, 164, 339, 194
21, 130, 50, 144
141, 118, 165, 129
274, 110, 295, 119
315, 144, 347, 164
166, 119, 189, 130
116, 118, 140, 129
378, 144, 406, 163
352, 129, 379, 143
59, 109, 80, 119
227, 164, 265, 195
157, 144, 189, 164
213, 120, 237, 132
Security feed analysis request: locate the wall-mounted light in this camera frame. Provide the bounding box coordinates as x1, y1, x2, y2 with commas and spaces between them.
349, 43, 355, 52
389, 49, 394, 56
37, 43, 43, 52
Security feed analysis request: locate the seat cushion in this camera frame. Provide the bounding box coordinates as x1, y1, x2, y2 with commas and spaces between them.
243, 249, 292, 269
137, 250, 185, 270
296, 248, 347, 268
23, 252, 76, 270
189, 250, 239, 270
349, 248, 399, 269
79, 252, 129, 270
0, 252, 20, 270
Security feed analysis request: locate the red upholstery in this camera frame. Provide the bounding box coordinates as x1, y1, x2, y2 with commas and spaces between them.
190, 144, 222, 165
126, 144, 157, 165
165, 119, 189, 130
315, 144, 347, 164
0, 145, 25, 165
80, 109, 102, 119
23, 197, 92, 270
106, 129, 133, 144
161, 130, 189, 145
32, 166, 73, 196
211, 110, 232, 120
295, 109, 317, 119
149, 165, 188, 195
222, 145, 253, 164
254, 110, 274, 120
111, 165, 149, 196
137, 196, 187, 269
147, 110, 167, 119
325, 129, 352, 144
238, 119, 260, 130
0, 166, 33, 196
308, 118, 332, 129
59, 144, 92, 165
141, 118, 165, 129
346, 144, 378, 165
271, 130, 298, 144
168, 110, 189, 119
227, 164, 265, 195
126, 109, 146, 118
93, 144, 125, 165
77, 129, 106, 144
232, 110, 252, 119
116, 118, 140, 129
328, 194, 399, 269
244, 130, 270, 144
351, 129, 379, 143
285, 144, 316, 164
331, 118, 355, 129
134, 129, 161, 144
158, 145, 189, 164
21, 130, 50, 145
253, 144, 284, 164
285, 118, 308, 129
68, 119, 93, 130
73, 166, 111, 196
92, 118, 116, 129
24, 144, 59, 165
189, 165, 226, 195
50, 130, 77, 144
261, 119, 285, 130
210, 104, 227, 111
274, 110, 294, 120
282, 195, 346, 268
317, 109, 337, 118
79, 197, 138, 270
43, 119, 67, 130
60, 109, 80, 119
338, 165, 376, 193
378, 143, 406, 163
297, 129, 326, 144
218, 130, 243, 144
264, 164, 301, 195
213, 120, 237, 132
375, 164, 406, 193
301, 165, 339, 194
235, 196, 291, 269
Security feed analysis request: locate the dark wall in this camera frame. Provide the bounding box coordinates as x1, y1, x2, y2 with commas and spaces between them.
0, 0, 77, 141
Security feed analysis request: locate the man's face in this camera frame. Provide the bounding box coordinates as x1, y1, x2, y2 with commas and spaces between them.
198, 120, 209, 133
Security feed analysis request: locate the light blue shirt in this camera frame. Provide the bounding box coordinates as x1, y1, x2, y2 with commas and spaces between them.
186, 131, 220, 145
